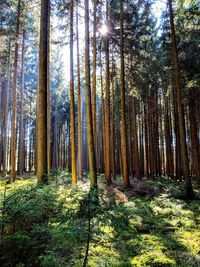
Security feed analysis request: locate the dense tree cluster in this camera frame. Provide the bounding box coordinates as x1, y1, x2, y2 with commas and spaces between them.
0, 0, 200, 197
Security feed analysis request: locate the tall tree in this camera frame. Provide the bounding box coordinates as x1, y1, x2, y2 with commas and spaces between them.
168, 0, 193, 196
85, 0, 97, 187
92, 0, 97, 150
76, 1, 82, 179
120, 0, 129, 187
18, 30, 26, 175
105, 0, 111, 186
70, 0, 77, 185
2, 41, 11, 176
10, 0, 21, 182
37, 0, 50, 183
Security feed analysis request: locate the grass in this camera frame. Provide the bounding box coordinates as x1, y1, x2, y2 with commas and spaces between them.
0, 174, 200, 267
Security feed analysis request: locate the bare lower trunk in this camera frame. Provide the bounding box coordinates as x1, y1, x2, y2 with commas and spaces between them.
120, 0, 129, 187
76, 2, 82, 179
70, 0, 77, 185
11, 0, 21, 182
169, 0, 193, 196
18, 31, 26, 175
85, 0, 97, 187
37, 0, 50, 183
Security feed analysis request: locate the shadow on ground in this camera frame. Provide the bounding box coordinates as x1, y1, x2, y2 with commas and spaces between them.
0, 176, 199, 267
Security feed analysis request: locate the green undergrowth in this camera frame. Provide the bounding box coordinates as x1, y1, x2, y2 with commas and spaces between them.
0, 174, 199, 267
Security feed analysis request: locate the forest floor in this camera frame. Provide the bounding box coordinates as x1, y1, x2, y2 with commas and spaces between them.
0, 173, 200, 267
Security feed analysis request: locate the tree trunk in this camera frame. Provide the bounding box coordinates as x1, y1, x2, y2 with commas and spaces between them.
37, 0, 50, 183
132, 97, 140, 178
2, 42, 11, 176
85, 0, 97, 187
18, 31, 26, 175
104, 0, 111, 186
120, 0, 129, 187
52, 99, 58, 169
92, 0, 97, 151
11, 0, 21, 182
76, 2, 82, 179
189, 102, 200, 185
70, 0, 77, 185
168, 0, 193, 196
111, 58, 116, 179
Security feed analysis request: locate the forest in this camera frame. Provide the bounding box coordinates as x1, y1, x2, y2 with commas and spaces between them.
0, 0, 200, 266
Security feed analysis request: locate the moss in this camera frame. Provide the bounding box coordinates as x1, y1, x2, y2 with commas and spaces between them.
131, 250, 176, 267
0, 176, 200, 267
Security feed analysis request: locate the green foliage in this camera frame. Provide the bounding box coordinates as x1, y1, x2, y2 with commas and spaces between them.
0, 177, 200, 266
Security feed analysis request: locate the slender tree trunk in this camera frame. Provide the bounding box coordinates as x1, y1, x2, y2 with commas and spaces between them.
139, 102, 144, 177
11, 0, 21, 182
111, 58, 116, 179
70, 0, 77, 185
132, 97, 140, 178
104, 0, 111, 186
85, 0, 97, 187
2, 42, 11, 176
172, 85, 182, 179
0, 70, 3, 172
189, 102, 200, 185
52, 99, 58, 169
100, 44, 105, 173
120, 0, 129, 187
76, 2, 82, 179
144, 99, 149, 176
168, 0, 193, 196
165, 97, 174, 178
18, 31, 26, 175
92, 0, 97, 151
47, 0, 51, 173
37, 0, 50, 183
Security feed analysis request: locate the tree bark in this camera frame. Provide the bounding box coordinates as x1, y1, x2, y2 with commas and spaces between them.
70, 0, 77, 185
76, 2, 82, 179
2, 41, 11, 176
18, 30, 26, 175
37, 0, 50, 183
189, 102, 200, 185
132, 97, 140, 178
168, 0, 193, 196
105, 0, 111, 186
92, 0, 97, 151
85, 0, 97, 187
120, 0, 129, 187
11, 0, 21, 182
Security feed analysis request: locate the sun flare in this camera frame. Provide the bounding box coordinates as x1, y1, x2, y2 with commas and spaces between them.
99, 24, 109, 35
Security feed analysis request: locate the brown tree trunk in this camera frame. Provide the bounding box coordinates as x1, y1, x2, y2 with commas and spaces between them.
104, 0, 111, 186
70, 0, 77, 185
189, 102, 200, 185
11, 0, 21, 182
92, 0, 97, 151
165, 96, 174, 178
85, 0, 97, 187
18, 31, 26, 175
47, 0, 51, 173
37, 0, 50, 183
52, 99, 58, 169
76, 2, 82, 179
139, 102, 144, 177
2, 42, 11, 176
120, 0, 129, 187
168, 0, 193, 196
132, 97, 140, 178
111, 58, 116, 179
100, 44, 105, 173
